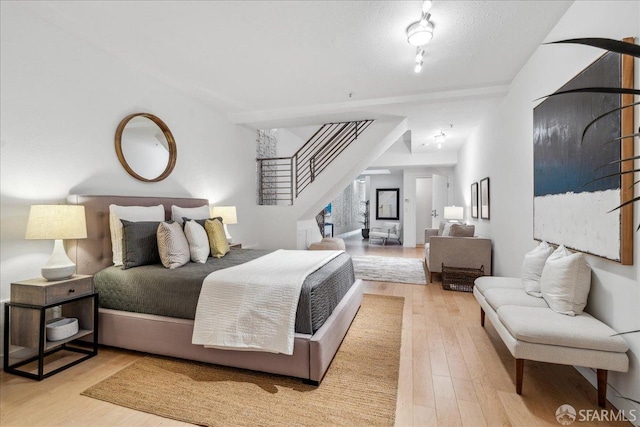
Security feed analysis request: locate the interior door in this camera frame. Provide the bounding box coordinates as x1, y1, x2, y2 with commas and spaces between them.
431, 174, 448, 228
415, 177, 432, 244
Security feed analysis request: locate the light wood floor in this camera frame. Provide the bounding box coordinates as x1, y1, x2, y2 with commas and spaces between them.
0, 237, 628, 426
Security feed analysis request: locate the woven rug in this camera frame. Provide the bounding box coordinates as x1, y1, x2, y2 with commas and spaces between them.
82, 294, 403, 426
352, 255, 427, 285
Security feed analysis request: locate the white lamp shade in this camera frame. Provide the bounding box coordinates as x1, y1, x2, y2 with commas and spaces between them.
25, 205, 87, 281
443, 206, 464, 221
211, 206, 237, 225
26, 205, 87, 240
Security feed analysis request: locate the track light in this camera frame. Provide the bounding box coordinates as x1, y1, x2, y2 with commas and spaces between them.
414, 61, 423, 73
406, 15, 434, 46
422, 0, 433, 13
415, 48, 425, 63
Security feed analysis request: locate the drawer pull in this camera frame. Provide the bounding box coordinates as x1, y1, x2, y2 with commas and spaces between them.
69, 288, 75, 293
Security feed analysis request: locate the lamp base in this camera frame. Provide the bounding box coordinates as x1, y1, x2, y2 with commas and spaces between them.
41, 239, 77, 281
223, 223, 233, 244
41, 265, 76, 281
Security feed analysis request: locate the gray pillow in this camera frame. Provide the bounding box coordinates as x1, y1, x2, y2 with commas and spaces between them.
449, 224, 475, 237
121, 220, 161, 269
183, 216, 223, 228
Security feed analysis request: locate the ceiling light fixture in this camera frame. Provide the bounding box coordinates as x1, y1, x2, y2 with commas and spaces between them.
407, 1, 436, 72
434, 130, 446, 145
406, 14, 434, 47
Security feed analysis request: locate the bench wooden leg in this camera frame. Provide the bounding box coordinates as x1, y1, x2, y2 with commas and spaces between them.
597, 369, 607, 408
480, 308, 485, 327
516, 359, 524, 395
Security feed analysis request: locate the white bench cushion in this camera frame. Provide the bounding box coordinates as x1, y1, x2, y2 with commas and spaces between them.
497, 306, 629, 353
474, 276, 522, 296
484, 288, 550, 311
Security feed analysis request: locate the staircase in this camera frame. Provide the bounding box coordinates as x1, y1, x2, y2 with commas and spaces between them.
257, 120, 374, 205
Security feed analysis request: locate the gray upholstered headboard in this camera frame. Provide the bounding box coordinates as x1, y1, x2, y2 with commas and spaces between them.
66, 195, 209, 275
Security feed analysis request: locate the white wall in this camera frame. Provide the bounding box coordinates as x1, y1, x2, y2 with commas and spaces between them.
453, 0, 640, 416
0, 5, 261, 302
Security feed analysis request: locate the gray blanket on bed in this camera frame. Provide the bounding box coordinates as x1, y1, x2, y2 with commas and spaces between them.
94, 249, 355, 334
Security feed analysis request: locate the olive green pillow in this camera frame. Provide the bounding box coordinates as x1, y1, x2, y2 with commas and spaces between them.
205, 218, 230, 258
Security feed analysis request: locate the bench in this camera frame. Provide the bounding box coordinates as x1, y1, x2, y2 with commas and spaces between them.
473, 276, 629, 408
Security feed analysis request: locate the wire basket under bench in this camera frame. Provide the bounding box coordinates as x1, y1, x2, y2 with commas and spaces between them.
441, 264, 485, 292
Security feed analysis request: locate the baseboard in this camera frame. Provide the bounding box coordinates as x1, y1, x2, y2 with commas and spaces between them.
574, 366, 640, 426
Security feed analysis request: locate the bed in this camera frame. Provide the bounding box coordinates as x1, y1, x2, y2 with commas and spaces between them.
66, 194, 363, 384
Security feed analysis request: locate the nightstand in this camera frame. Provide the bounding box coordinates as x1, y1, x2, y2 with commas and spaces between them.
229, 243, 242, 249
3, 275, 98, 380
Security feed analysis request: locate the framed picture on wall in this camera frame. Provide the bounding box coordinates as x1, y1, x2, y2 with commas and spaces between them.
471, 182, 479, 219
480, 177, 490, 219
376, 188, 399, 220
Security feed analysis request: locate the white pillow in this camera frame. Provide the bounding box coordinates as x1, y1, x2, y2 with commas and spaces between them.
184, 220, 210, 263
109, 204, 164, 266
157, 221, 190, 269
442, 222, 453, 236
540, 245, 592, 316
521, 241, 554, 297
171, 205, 210, 225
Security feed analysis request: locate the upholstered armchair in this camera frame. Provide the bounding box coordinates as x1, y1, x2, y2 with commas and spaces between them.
369, 222, 402, 245
424, 223, 492, 283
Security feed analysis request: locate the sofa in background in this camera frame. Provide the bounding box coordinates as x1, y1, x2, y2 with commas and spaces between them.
424, 223, 491, 283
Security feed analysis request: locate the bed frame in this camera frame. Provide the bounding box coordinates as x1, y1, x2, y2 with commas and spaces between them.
66, 194, 363, 384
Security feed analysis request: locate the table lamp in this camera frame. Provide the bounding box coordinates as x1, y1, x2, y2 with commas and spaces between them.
25, 205, 87, 281
443, 206, 464, 222
211, 206, 237, 243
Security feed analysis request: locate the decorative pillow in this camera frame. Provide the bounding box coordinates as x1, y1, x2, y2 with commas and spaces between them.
540, 245, 592, 316
184, 216, 224, 228
442, 222, 453, 236
449, 224, 474, 237
184, 220, 210, 263
438, 221, 446, 236
121, 220, 161, 269
205, 218, 230, 258
521, 241, 554, 297
157, 221, 190, 269
171, 205, 210, 225
109, 204, 164, 266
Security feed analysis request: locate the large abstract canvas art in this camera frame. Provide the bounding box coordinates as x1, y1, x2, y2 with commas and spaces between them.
533, 50, 634, 264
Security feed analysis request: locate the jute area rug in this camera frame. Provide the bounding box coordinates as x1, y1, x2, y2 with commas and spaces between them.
352, 255, 427, 285
82, 294, 403, 427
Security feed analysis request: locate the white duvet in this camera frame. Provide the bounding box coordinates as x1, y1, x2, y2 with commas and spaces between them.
191, 249, 343, 355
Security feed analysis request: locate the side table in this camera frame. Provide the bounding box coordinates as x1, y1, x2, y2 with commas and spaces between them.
3, 274, 98, 380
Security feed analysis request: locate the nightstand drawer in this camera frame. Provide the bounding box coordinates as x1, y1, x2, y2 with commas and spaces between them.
11, 275, 93, 306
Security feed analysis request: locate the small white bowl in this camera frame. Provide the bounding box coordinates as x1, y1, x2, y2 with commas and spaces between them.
46, 317, 79, 341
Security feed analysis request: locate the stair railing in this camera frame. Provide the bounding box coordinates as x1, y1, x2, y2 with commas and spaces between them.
257, 120, 373, 205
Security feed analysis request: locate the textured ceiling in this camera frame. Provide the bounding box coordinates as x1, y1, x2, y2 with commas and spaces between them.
23, 0, 573, 155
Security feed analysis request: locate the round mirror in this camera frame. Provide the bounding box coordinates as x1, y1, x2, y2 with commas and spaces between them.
115, 113, 177, 182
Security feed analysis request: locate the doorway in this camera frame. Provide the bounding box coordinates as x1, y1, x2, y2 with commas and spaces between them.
415, 177, 432, 244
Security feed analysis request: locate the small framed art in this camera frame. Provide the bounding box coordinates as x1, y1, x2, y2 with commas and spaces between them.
480, 177, 490, 219
471, 182, 479, 219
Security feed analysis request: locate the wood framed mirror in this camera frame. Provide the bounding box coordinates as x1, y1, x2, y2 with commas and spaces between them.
115, 113, 177, 182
